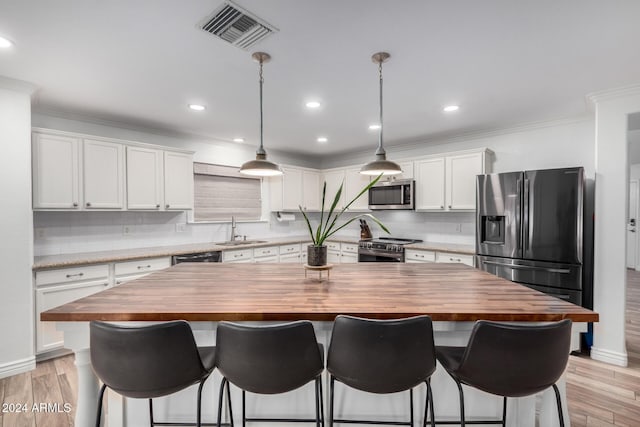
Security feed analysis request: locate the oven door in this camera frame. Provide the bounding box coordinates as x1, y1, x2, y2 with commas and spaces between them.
358, 249, 403, 262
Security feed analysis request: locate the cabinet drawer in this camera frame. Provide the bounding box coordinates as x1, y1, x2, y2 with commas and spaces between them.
405, 250, 436, 262
253, 246, 279, 258
436, 252, 475, 267
114, 257, 171, 276
35, 264, 109, 287
326, 241, 341, 251
223, 249, 253, 262
254, 255, 279, 263
341, 243, 358, 254
280, 253, 301, 263
279, 243, 301, 255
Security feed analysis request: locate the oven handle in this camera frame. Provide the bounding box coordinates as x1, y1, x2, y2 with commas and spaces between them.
357, 249, 403, 261
481, 260, 571, 274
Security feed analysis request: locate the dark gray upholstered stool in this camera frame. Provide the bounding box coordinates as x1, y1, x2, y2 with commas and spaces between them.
327, 315, 437, 427
435, 319, 572, 427
90, 320, 228, 427
215, 320, 325, 427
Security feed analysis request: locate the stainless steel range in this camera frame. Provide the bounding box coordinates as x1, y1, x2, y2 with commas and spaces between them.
358, 237, 423, 262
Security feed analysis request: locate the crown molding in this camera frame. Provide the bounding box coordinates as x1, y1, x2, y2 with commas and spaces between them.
586, 84, 640, 104
0, 76, 38, 95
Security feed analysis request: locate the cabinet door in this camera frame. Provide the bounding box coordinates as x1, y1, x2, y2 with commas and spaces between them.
340, 252, 358, 263
398, 161, 414, 180
328, 251, 341, 264
36, 280, 109, 353
321, 170, 346, 210
164, 152, 193, 210
279, 253, 301, 263
436, 252, 475, 267
282, 167, 303, 211
415, 158, 445, 210
447, 152, 484, 210
344, 168, 371, 211
268, 175, 284, 211
127, 146, 163, 210
302, 171, 321, 211
32, 133, 81, 209
83, 139, 125, 209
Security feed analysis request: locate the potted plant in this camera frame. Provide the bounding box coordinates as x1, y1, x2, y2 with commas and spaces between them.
300, 174, 390, 266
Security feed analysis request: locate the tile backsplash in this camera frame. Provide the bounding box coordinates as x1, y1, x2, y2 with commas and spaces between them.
33, 210, 475, 256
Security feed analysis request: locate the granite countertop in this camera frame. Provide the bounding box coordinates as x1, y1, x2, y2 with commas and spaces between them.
32, 235, 361, 270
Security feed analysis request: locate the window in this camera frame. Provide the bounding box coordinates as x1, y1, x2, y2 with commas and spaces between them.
193, 162, 262, 222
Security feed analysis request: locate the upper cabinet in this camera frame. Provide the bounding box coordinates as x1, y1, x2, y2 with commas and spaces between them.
32, 130, 194, 212
344, 168, 371, 211
269, 166, 320, 212
32, 132, 81, 209
415, 149, 490, 212
321, 169, 346, 211
83, 139, 125, 209
164, 152, 194, 210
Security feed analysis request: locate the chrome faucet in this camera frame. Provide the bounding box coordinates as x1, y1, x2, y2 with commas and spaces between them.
230, 216, 242, 241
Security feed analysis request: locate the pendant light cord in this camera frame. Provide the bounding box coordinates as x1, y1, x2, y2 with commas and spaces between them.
257, 58, 266, 156
376, 59, 386, 156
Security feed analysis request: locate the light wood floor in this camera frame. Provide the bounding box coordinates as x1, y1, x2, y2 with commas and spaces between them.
1, 270, 639, 427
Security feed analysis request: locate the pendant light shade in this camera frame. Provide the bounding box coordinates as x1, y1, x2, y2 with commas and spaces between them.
239, 52, 283, 177
361, 52, 402, 176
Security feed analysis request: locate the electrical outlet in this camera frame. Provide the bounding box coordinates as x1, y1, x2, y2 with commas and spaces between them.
123, 225, 132, 235
35, 228, 45, 239
175, 223, 187, 233
455, 223, 462, 233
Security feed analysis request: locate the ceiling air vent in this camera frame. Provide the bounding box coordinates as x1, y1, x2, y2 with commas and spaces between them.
200, 1, 278, 50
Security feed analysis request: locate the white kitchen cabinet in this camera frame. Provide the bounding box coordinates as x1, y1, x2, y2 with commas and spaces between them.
340, 242, 359, 263
405, 249, 436, 263
340, 252, 358, 263
114, 256, 171, 285
32, 132, 81, 209
253, 245, 279, 261
302, 170, 321, 211
279, 243, 301, 263
35, 264, 110, 354
446, 152, 485, 210
327, 251, 341, 264
83, 139, 125, 209
379, 161, 414, 182
415, 158, 446, 211
164, 151, 194, 210
321, 170, 346, 210
223, 248, 253, 263
282, 167, 303, 211
279, 253, 301, 263
344, 168, 371, 211
127, 146, 163, 210
436, 252, 475, 267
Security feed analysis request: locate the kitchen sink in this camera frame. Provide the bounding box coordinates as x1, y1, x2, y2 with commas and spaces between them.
216, 240, 267, 246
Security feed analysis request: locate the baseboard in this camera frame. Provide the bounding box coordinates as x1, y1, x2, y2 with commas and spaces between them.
0, 356, 36, 379
35, 348, 72, 363
590, 346, 628, 367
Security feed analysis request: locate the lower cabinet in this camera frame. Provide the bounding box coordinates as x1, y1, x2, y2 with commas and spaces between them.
405, 249, 436, 263
340, 243, 359, 263
405, 249, 474, 267
436, 252, 475, 267
35, 276, 109, 354
114, 257, 171, 285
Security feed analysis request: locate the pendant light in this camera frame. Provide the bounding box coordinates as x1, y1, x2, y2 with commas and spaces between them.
360, 52, 402, 176
239, 52, 283, 177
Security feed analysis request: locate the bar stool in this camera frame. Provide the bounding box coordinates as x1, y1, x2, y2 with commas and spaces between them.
215, 320, 325, 427
327, 315, 437, 427
90, 320, 227, 427
435, 319, 572, 427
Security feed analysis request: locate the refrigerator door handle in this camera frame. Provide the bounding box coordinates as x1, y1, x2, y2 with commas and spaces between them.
523, 178, 530, 252
481, 260, 571, 274
516, 178, 522, 251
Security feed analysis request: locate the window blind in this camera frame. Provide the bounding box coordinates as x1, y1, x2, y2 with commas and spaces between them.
193, 163, 262, 222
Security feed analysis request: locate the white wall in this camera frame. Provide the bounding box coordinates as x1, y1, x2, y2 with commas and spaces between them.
589, 86, 640, 367
0, 79, 36, 377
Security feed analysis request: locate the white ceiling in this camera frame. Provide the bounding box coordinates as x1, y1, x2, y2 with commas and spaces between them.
1, 1, 640, 156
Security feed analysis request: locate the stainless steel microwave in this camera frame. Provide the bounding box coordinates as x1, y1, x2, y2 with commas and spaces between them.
368, 179, 415, 210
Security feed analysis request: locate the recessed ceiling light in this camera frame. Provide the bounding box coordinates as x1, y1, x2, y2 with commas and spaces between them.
317, 137, 328, 143
443, 105, 460, 112
233, 138, 245, 143
188, 104, 206, 111
368, 124, 381, 130
0, 36, 13, 49
305, 101, 321, 109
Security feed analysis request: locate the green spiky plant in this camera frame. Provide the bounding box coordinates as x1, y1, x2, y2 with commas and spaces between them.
299, 174, 390, 247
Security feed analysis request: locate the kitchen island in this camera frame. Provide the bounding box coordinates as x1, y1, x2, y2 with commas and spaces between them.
42, 263, 598, 427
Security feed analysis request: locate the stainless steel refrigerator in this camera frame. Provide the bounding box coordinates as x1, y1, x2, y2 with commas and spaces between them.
476, 167, 585, 306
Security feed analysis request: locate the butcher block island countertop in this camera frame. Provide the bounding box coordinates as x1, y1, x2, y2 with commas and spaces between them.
41, 262, 598, 323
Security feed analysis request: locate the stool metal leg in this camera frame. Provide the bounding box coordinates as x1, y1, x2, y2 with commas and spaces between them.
410, 388, 414, 427
552, 384, 565, 427
149, 398, 154, 427
329, 376, 335, 427
455, 379, 466, 427
424, 380, 435, 427
95, 383, 107, 427
218, 378, 228, 427
502, 397, 506, 427
319, 376, 325, 427
315, 378, 321, 427
196, 378, 206, 427
242, 390, 246, 427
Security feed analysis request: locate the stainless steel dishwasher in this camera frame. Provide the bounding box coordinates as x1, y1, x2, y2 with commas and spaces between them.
171, 251, 222, 265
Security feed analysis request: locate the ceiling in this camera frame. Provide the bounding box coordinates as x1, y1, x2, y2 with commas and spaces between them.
1, 1, 640, 156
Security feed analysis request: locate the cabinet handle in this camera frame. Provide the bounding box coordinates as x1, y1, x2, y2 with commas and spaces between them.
448, 205, 452, 209
440, 205, 444, 209
156, 204, 160, 208
166, 204, 170, 209
234, 254, 241, 258
418, 254, 424, 258
66, 273, 84, 278
86, 202, 91, 207
73, 202, 78, 207
450, 257, 461, 262
137, 265, 152, 269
